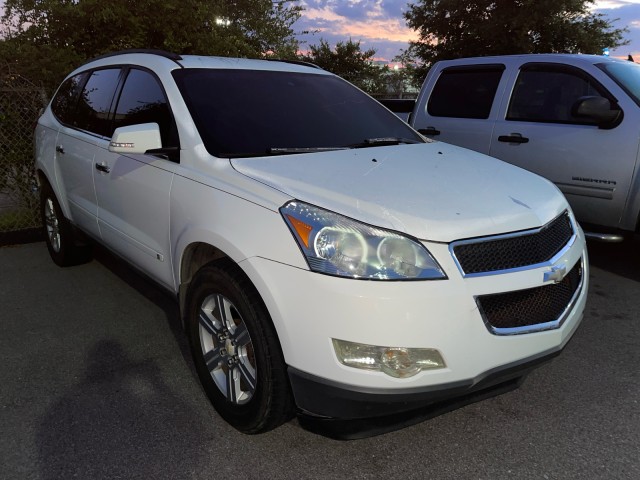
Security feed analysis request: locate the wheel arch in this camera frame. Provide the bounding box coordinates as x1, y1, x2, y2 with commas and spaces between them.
180, 242, 228, 287
177, 241, 229, 324
176, 239, 296, 367
35, 166, 73, 221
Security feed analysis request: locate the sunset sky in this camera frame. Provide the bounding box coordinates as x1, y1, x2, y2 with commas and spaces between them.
294, 0, 640, 62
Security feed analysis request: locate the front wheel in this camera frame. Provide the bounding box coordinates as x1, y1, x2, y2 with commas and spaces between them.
185, 260, 293, 433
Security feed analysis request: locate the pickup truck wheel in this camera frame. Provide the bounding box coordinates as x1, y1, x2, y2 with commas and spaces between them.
40, 182, 92, 267
186, 261, 293, 433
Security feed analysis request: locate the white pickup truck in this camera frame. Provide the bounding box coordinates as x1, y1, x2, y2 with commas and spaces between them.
401, 54, 640, 241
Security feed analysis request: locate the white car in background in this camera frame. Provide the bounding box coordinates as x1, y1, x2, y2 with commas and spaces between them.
35, 50, 588, 438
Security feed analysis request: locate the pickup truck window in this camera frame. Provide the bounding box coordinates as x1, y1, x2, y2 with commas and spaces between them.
507, 65, 608, 124
172, 69, 422, 158
427, 66, 504, 119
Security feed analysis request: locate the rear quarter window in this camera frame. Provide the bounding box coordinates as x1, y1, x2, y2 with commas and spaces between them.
51, 73, 86, 125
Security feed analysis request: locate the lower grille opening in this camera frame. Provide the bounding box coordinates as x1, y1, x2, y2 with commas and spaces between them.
476, 259, 583, 334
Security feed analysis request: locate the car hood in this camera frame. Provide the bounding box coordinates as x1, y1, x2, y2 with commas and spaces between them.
231, 142, 567, 243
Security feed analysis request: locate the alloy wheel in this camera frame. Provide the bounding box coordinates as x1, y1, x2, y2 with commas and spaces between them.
44, 198, 61, 253
198, 293, 257, 405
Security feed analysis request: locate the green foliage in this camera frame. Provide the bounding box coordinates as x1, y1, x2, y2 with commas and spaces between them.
0, 40, 81, 95
301, 39, 389, 95
404, 0, 629, 81
0, 0, 302, 93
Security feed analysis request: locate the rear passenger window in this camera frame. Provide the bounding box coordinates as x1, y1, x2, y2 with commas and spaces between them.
507, 65, 608, 124
112, 69, 177, 146
428, 66, 504, 119
51, 73, 86, 125
74, 68, 121, 137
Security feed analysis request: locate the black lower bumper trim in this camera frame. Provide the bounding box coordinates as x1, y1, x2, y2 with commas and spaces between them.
289, 348, 562, 439
297, 375, 525, 440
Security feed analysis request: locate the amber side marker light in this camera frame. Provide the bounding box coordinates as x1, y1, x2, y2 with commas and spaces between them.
286, 215, 313, 248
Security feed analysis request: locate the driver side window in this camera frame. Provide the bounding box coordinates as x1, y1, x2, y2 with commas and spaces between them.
112, 68, 179, 148
507, 66, 609, 125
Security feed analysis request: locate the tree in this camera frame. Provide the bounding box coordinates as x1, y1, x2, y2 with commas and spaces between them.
404, 0, 628, 80
301, 38, 389, 95
392, 50, 425, 92
0, 0, 302, 93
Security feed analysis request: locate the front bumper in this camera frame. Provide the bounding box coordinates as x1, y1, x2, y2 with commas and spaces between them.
239, 224, 588, 434
289, 344, 562, 439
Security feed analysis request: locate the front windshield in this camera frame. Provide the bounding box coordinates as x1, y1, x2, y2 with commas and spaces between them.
172, 68, 423, 157
597, 61, 640, 107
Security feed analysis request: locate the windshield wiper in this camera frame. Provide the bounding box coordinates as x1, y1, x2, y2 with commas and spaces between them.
347, 137, 424, 148
267, 146, 349, 154
246, 139, 423, 157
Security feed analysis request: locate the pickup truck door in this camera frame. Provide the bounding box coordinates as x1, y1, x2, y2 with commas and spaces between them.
411, 64, 507, 153
488, 62, 639, 230
93, 68, 178, 290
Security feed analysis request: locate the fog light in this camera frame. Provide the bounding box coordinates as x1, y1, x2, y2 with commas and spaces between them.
332, 339, 446, 378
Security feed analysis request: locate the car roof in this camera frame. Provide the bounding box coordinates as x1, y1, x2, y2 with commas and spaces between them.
177, 55, 326, 73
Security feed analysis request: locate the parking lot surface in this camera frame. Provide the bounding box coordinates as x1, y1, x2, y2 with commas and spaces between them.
1, 240, 639, 479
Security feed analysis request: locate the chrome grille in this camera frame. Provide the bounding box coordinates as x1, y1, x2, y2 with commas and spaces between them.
453, 211, 573, 275
476, 259, 582, 335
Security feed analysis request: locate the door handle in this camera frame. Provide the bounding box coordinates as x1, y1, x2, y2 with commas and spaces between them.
55, 145, 65, 154
418, 126, 441, 136
498, 133, 529, 144
95, 162, 110, 173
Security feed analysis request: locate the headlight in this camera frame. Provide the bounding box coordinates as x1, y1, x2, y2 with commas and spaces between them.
280, 201, 446, 280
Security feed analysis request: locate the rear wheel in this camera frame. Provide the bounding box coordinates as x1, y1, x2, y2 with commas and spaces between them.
185, 260, 293, 433
40, 182, 92, 266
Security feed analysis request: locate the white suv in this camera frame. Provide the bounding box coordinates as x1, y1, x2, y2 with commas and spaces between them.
35, 50, 588, 438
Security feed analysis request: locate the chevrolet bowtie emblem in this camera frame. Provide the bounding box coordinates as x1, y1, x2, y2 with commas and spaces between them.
544, 264, 567, 283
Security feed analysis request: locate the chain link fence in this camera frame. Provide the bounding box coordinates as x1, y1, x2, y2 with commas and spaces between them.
0, 64, 48, 242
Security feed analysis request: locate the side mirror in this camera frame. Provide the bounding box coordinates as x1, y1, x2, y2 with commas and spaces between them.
108, 123, 162, 154
571, 96, 622, 129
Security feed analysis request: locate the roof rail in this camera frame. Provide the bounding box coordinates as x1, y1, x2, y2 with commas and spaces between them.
82, 49, 183, 66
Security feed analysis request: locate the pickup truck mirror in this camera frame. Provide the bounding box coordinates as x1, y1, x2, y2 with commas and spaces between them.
108, 123, 162, 154
571, 96, 622, 129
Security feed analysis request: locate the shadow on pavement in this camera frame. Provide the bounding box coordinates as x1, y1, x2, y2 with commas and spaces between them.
91, 245, 195, 379
37, 340, 208, 479
586, 235, 640, 282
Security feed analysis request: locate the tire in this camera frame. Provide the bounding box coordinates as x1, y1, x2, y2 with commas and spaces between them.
40, 182, 92, 267
185, 260, 293, 433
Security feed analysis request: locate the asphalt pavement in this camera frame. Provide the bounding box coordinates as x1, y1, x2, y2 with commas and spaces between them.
1, 240, 639, 479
